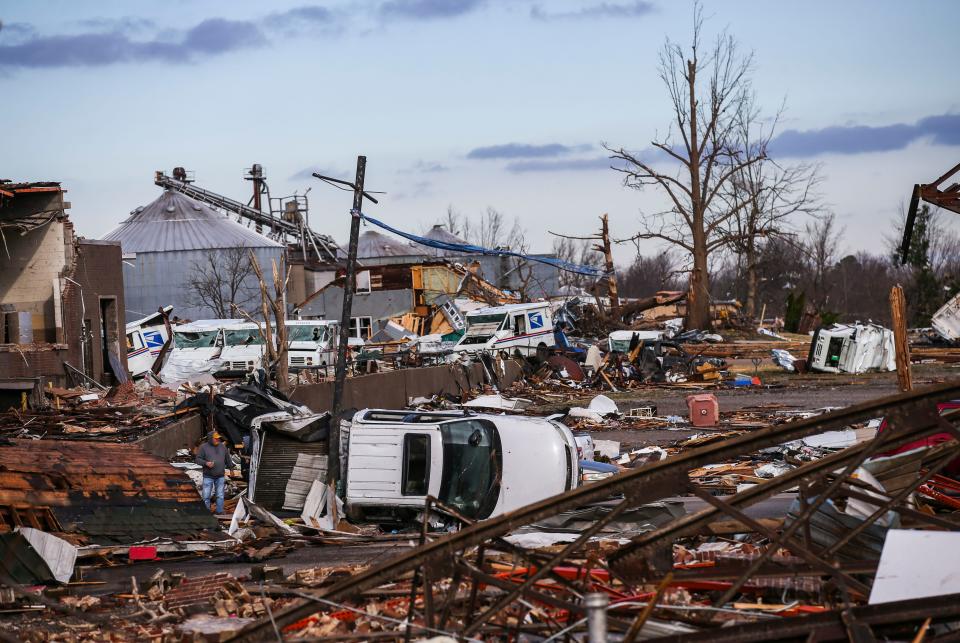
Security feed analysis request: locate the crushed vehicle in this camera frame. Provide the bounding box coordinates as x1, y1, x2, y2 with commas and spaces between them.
344, 409, 579, 523
125, 305, 173, 378
807, 322, 895, 374
159, 319, 234, 383
287, 319, 339, 371
635, 338, 725, 382
453, 302, 555, 358
607, 329, 663, 353
932, 292, 960, 343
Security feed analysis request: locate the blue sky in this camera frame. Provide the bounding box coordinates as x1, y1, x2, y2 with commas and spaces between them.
2, 0, 958, 265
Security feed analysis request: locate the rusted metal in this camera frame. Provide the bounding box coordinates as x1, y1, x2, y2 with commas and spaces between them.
234, 382, 960, 641
652, 592, 960, 643
901, 161, 960, 262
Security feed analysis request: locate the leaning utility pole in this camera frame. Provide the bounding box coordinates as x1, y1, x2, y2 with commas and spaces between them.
312, 158, 379, 502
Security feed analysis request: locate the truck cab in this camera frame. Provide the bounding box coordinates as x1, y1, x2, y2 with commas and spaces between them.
159, 320, 232, 383
453, 302, 555, 358
285, 320, 338, 372
219, 322, 268, 376
345, 409, 579, 524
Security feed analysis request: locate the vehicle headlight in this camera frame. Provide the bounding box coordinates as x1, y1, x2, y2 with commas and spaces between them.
247, 361, 254, 366
582, 471, 614, 482
307, 357, 313, 364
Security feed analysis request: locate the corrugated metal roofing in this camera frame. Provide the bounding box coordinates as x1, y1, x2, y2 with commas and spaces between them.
103, 189, 284, 252
423, 224, 467, 256
357, 229, 416, 258
0, 440, 220, 544
253, 432, 329, 511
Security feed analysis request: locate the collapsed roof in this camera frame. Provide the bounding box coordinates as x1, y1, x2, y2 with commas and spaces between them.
0, 440, 219, 544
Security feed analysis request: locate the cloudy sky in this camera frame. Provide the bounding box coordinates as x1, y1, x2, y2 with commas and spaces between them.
2, 0, 958, 265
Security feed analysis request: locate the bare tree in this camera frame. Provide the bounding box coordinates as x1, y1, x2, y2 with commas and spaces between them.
619, 249, 683, 298
718, 98, 821, 319
186, 247, 257, 318
606, 3, 763, 329
551, 236, 604, 291
805, 212, 842, 311
245, 253, 291, 393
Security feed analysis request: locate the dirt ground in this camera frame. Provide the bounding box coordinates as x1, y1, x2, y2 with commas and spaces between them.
533, 362, 960, 449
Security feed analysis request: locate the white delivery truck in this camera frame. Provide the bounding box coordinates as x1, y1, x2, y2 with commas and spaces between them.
453, 302, 555, 358
125, 306, 173, 378
285, 320, 338, 371
344, 409, 580, 523
219, 321, 268, 376
159, 320, 233, 382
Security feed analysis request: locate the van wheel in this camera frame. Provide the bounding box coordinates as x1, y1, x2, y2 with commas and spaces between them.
536, 343, 549, 363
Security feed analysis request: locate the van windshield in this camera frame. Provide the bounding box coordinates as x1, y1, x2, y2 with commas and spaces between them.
459, 314, 506, 345
288, 324, 329, 343
224, 329, 264, 346
438, 419, 502, 520
173, 330, 219, 348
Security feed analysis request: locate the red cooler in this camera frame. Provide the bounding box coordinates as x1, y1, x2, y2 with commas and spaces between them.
687, 393, 719, 427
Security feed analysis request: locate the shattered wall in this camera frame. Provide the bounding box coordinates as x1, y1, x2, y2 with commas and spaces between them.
0, 190, 71, 343
0, 184, 128, 387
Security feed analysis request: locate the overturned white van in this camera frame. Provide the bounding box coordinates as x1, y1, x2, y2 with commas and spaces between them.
807, 323, 895, 374
344, 409, 579, 523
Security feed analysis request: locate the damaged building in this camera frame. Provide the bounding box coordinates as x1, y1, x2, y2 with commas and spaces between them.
103, 189, 285, 322
0, 181, 127, 396
295, 259, 518, 340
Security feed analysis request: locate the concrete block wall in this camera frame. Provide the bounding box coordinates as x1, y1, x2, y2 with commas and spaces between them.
290, 360, 524, 413
0, 221, 66, 342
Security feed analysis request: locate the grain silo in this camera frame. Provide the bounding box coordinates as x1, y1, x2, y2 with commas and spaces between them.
104, 189, 284, 321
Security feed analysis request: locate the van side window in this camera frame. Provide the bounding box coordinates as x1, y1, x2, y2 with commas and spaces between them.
401, 434, 430, 496
514, 314, 527, 335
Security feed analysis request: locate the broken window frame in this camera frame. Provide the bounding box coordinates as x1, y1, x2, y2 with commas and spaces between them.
349, 317, 373, 340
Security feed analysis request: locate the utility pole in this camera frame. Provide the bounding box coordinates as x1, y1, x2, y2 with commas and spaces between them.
311, 158, 379, 509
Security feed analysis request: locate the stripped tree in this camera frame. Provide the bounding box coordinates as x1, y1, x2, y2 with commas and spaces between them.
718, 97, 821, 320
243, 252, 290, 393
606, 3, 763, 329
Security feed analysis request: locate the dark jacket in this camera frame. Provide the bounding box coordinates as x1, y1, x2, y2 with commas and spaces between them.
195, 441, 231, 478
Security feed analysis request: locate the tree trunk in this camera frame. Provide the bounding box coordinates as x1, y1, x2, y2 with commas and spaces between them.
744, 241, 758, 320
688, 240, 711, 329
685, 57, 711, 330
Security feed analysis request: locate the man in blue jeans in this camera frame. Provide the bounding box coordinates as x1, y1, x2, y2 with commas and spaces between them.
195, 431, 231, 513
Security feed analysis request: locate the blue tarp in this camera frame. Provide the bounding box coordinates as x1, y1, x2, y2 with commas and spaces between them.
358, 213, 608, 278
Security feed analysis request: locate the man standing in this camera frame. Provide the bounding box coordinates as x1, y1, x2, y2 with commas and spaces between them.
195, 431, 231, 514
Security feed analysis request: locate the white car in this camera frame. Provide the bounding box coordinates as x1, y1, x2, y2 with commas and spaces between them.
345, 409, 580, 523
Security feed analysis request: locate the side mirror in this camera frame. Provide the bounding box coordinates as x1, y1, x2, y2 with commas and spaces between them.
469, 429, 483, 447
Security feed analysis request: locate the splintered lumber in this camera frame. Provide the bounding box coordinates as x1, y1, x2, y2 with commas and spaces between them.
890, 284, 913, 392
